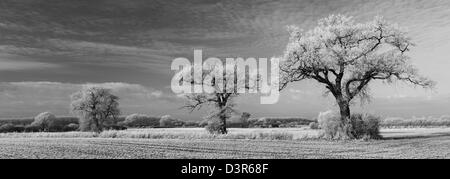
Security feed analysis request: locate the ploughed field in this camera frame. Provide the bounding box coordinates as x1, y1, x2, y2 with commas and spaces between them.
0, 128, 448, 159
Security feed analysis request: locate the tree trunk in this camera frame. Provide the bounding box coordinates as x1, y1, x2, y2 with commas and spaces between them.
336, 96, 354, 139
338, 100, 350, 122
92, 117, 102, 133
219, 112, 228, 134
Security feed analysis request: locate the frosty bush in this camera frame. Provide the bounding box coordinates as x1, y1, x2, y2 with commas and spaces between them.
205, 120, 224, 134
318, 111, 344, 139
318, 111, 381, 140
349, 114, 381, 139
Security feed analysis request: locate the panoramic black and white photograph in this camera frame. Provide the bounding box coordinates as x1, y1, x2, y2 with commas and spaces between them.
0, 0, 449, 162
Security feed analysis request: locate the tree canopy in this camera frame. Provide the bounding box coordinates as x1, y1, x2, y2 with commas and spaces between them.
280, 14, 434, 103
70, 87, 120, 132
177, 61, 257, 134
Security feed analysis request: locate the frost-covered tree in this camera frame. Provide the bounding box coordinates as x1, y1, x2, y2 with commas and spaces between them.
70, 87, 120, 132
177, 61, 257, 134
280, 15, 434, 138
31, 112, 57, 132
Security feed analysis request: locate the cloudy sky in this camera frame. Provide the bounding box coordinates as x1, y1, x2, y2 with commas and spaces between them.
0, 0, 450, 120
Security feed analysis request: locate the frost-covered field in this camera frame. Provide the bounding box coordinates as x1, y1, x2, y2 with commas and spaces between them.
0, 128, 448, 159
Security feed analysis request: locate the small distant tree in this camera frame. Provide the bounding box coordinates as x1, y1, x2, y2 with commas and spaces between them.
178, 62, 257, 134
70, 87, 120, 132
280, 14, 434, 138
31, 112, 57, 132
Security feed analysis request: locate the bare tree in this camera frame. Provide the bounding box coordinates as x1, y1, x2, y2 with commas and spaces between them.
70, 87, 120, 132
280, 15, 434, 137
179, 62, 256, 134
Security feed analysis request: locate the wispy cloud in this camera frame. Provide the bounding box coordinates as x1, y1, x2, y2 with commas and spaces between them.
0, 59, 60, 71
0, 54, 61, 71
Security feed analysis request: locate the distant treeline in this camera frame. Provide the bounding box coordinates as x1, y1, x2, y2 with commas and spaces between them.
0, 115, 314, 132
2, 114, 450, 132
0, 117, 79, 126
381, 116, 450, 128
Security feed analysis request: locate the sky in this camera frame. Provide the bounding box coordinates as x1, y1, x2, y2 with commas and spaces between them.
0, 0, 450, 120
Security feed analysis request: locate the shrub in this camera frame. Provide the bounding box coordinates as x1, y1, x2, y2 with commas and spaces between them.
122, 114, 160, 128
309, 122, 319, 129
31, 112, 57, 132
205, 120, 223, 134
318, 111, 381, 140
318, 111, 343, 139
349, 114, 381, 139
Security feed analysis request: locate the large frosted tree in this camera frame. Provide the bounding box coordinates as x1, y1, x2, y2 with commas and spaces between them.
70, 87, 120, 132
280, 15, 434, 136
